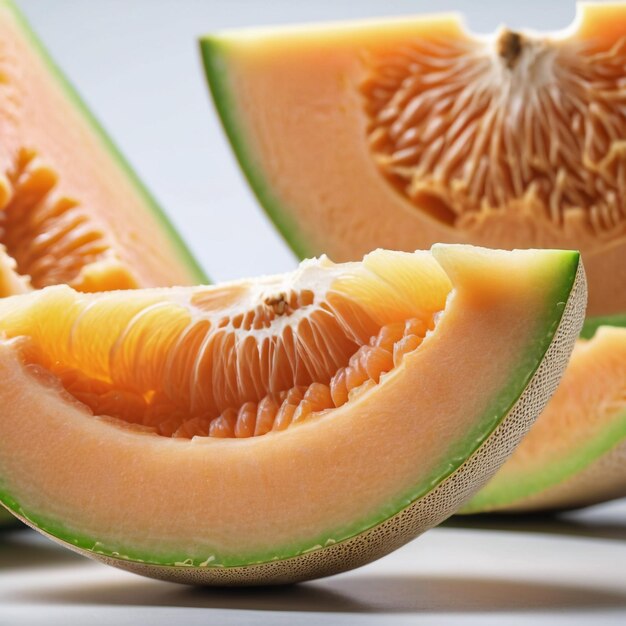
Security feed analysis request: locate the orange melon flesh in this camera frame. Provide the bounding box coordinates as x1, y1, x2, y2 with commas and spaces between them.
464, 322, 626, 513
202, 2, 625, 317
0, 245, 583, 577
0, 0, 206, 292
0, 0, 205, 528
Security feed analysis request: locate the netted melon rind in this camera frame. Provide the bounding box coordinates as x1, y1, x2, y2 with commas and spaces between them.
20, 260, 586, 585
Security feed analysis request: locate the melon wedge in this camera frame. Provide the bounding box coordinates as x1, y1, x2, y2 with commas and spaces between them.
0, 245, 584, 584
0, 0, 206, 293
202, 2, 624, 317
464, 317, 626, 514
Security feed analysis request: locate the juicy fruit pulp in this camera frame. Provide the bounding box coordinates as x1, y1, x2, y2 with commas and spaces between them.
8, 261, 442, 440
202, 2, 624, 316
0, 246, 585, 584
465, 320, 626, 513
0, 0, 205, 293
362, 25, 626, 235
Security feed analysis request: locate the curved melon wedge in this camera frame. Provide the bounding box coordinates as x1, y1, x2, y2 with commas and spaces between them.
0, 0, 206, 292
0, 245, 585, 584
201, 2, 625, 316
464, 317, 626, 514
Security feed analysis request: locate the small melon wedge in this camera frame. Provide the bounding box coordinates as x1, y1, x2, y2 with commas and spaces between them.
0, 245, 584, 584
202, 2, 624, 316
0, 0, 206, 292
464, 317, 626, 514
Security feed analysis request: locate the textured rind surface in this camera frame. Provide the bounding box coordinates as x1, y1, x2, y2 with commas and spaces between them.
8, 260, 586, 585
463, 320, 626, 515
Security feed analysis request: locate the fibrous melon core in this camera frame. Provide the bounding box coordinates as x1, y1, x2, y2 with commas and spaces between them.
11, 254, 443, 439
362, 26, 626, 245
0, 148, 133, 291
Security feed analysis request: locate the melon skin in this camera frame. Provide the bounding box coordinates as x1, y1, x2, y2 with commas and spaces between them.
201, 2, 626, 317
0, 0, 207, 292
464, 318, 626, 514
0, 246, 585, 584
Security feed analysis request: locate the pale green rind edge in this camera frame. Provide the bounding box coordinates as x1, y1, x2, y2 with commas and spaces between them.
463, 313, 626, 513
3, 0, 208, 284
200, 36, 311, 260
0, 250, 580, 567
462, 409, 626, 514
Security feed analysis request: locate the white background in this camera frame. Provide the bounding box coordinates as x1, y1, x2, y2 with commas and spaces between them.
3, 500, 626, 624
5, 1, 625, 624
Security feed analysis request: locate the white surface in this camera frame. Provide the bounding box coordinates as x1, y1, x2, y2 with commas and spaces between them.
3, 1, 624, 624
2, 500, 626, 625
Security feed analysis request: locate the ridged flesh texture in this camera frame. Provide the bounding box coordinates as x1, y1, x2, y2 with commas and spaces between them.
0, 251, 450, 440
0, 246, 584, 577
202, 2, 624, 315
362, 21, 626, 242
0, 1, 203, 294
464, 324, 626, 513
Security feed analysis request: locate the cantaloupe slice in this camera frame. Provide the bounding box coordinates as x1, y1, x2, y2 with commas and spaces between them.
0, 0, 206, 293
0, 245, 585, 584
464, 318, 626, 514
202, 2, 625, 317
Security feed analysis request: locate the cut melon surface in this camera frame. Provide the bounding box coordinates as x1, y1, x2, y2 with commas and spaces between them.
0, 0, 206, 293
202, 2, 625, 316
464, 318, 626, 514
0, 245, 585, 584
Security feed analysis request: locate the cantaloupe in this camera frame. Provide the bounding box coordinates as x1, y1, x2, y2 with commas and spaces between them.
0, 245, 585, 584
465, 317, 626, 513
0, 0, 206, 294
202, 2, 625, 317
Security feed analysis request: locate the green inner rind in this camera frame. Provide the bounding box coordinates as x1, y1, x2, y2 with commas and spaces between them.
0, 251, 580, 568
580, 313, 626, 339
2, 0, 208, 284
462, 408, 626, 513
200, 36, 310, 260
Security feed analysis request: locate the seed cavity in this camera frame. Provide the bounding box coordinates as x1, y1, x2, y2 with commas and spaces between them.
264, 293, 290, 316
0, 148, 135, 290
20, 296, 438, 440
361, 30, 626, 242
